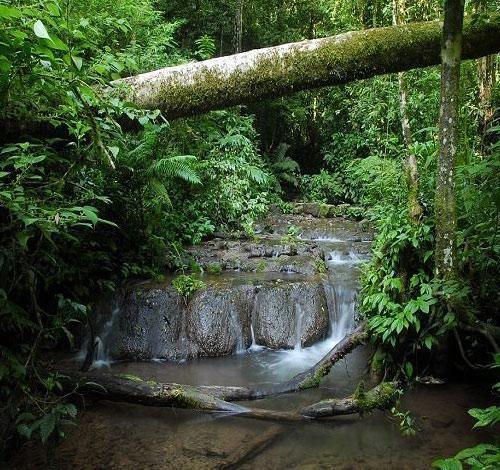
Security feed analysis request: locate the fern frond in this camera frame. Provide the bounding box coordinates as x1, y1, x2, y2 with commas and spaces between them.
147, 177, 171, 206
150, 155, 201, 184
273, 158, 300, 172
246, 166, 268, 184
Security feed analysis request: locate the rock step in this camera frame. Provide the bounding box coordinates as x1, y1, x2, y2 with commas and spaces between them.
99, 278, 330, 361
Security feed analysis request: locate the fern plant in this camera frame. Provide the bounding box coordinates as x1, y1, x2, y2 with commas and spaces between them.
128, 124, 201, 204
266, 143, 300, 188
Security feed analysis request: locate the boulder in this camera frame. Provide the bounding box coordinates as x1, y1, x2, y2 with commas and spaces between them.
98, 279, 329, 361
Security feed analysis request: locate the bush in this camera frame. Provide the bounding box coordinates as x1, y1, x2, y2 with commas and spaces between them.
300, 170, 346, 204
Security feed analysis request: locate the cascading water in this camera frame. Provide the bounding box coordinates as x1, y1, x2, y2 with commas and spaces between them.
248, 324, 265, 352
87, 305, 120, 368
261, 242, 368, 377
294, 303, 304, 350
228, 307, 245, 354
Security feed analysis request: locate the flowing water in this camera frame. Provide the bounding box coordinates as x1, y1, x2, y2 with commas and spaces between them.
9, 216, 495, 469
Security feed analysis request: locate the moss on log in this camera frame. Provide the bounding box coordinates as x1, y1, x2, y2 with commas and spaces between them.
114, 16, 500, 118
300, 382, 399, 418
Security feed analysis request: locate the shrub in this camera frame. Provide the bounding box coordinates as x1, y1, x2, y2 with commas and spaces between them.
300, 170, 346, 204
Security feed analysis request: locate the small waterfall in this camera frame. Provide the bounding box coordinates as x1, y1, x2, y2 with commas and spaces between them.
91, 306, 120, 368
294, 303, 304, 350
248, 324, 265, 352
248, 295, 265, 353
330, 284, 356, 342
228, 307, 245, 354
329, 249, 363, 265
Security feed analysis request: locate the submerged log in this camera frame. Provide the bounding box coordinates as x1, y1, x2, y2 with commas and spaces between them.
219, 425, 283, 469
114, 16, 500, 118
300, 382, 399, 418
70, 373, 248, 413
69, 371, 397, 422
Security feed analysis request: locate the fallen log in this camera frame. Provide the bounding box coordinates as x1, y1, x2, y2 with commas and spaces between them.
114, 16, 500, 118
66, 322, 367, 404
69, 373, 247, 413
300, 381, 399, 418
70, 373, 397, 423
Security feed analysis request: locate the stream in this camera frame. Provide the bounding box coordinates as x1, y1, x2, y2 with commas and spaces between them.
10, 211, 494, 469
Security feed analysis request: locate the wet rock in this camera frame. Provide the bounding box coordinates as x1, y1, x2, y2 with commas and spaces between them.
100, 278, 329, 360
253, 281, 329, 349
185, 287, 254, 356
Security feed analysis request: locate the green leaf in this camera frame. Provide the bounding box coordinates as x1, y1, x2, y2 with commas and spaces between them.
432, 458, 462, 470
45, 33, 68, 51
424, 336, 434, 350
33, 20, 51, 40
39, 413, 56, 443
81, 207, 98, 225
108, 146, 119, 158
16, 231, 31, 249
0, 6, 22, 18
17, 424, 32, 439
72, 56, 83, 70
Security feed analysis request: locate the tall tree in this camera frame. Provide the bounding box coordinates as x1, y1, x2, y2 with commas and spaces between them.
392, 0, 423, 222
434, 0, 465, 279
475, 1, 497, 149
234, 0, 243, 53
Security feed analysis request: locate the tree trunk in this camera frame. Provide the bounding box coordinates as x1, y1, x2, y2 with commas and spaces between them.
392, 0, 423, 222
233, 0, 243, 53
113, 17, 500, 119
477, 54, 496, 148
434, 0, 465, 280
300, 381, 398, 418
65, 370, 397, 423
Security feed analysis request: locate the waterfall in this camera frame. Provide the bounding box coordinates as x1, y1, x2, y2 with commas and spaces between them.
265, 242, 365, 375
248, 324, 265, 352
91, 305, 120, 368
294, 303, 304, 350
228, 307, 245, 354
248, 295, 265, 353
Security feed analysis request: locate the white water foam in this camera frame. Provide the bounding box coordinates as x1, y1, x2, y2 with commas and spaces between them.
258, 247, 362, 376
248, 324, 265, 352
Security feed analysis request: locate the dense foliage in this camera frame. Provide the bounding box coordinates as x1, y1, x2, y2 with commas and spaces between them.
0, 0, 498, 464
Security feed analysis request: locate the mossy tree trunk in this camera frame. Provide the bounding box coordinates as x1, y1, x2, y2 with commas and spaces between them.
475, 2, 497, 152
392, 0, 423, 223
434, 0, 465, 280
233, 0, 243, 53
113, 17, 500, 119
477, 54, 496, 146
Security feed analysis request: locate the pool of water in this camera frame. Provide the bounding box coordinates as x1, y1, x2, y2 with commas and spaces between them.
10, 347, 494, 469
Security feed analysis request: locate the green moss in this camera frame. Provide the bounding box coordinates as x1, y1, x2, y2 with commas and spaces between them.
318, 203, 330, 218
206, 263, 223, 275
160, 386, 218, 409
256, 260, 266, 272
315, 258, 328, 275
127, 20, 454, 116
299, 362, 330, 390
118, 374, 144, 382
354, 382, 398, 413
